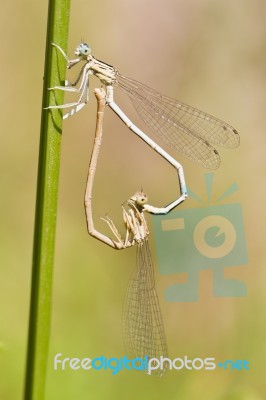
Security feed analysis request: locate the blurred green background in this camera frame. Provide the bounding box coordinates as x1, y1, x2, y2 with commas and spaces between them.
1, 0, 266, 399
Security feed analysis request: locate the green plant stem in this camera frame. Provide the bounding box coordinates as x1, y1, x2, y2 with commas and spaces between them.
24, 1, 71, 399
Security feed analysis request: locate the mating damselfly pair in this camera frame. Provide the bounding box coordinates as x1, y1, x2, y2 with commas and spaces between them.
47, 42, 239, 376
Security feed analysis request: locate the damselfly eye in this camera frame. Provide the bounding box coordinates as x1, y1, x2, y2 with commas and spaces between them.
134, 193, 147, 205
75, 42, 91, 57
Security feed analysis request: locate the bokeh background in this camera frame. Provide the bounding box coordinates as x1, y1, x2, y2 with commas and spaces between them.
1, 0, 266, 399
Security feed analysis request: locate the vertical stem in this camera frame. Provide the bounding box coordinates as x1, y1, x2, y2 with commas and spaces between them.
24, 1, 71, 399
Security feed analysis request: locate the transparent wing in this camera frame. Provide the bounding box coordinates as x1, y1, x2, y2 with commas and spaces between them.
123, 239, 168, 376
116, 73, 239, 169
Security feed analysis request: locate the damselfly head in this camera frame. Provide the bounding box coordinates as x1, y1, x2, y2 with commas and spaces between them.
131, 190, 148, 207
75, 42, 91, 58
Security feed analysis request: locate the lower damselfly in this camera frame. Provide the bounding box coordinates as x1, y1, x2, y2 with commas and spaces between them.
85, 88, 187, 375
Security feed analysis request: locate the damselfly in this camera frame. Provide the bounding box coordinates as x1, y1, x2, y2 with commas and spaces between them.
85, 88, 187, 375
48, 42, 240, 375
47, 42, 240, 169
